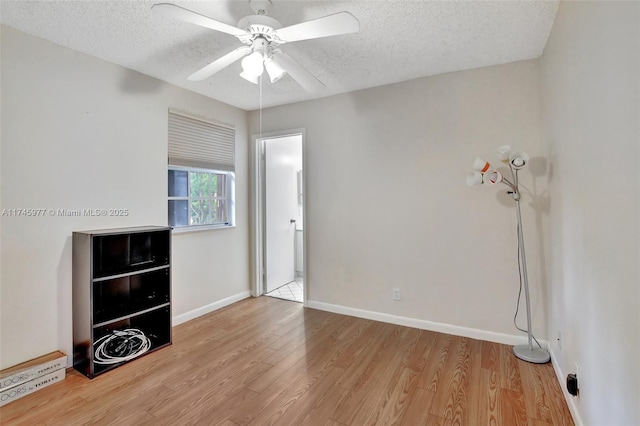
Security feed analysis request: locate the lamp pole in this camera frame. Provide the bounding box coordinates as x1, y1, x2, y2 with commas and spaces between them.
510, 184, 550, 363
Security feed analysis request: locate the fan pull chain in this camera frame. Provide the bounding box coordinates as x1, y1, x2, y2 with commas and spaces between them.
259, 74, 263, 140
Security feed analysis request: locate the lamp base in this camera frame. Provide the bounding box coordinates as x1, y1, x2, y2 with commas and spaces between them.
513, 345, 551, 364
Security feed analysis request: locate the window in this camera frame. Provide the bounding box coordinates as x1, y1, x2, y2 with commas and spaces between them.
168, 167, 233, 228
167, 109, 235, 230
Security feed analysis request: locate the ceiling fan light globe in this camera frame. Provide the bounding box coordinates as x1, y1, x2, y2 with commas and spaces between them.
265, 58, 286, 83
239, 70, 259, 84
269, 70, 286, 83
241, 51, 265, 77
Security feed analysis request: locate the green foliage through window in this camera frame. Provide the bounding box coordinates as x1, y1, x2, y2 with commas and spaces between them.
168, 167, 232, 228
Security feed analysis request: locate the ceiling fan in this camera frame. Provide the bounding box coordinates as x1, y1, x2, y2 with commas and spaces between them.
152, 0, 360, 93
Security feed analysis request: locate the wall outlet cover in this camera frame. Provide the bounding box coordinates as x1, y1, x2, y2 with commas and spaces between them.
392, 288, 401, 301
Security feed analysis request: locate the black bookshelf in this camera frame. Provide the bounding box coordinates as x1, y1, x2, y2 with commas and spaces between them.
72, 226, 171, 378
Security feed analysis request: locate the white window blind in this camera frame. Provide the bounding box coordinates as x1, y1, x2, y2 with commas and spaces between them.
168, 109, 235, 171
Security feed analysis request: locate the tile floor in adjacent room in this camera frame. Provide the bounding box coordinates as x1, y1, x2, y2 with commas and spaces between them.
265, 276, 303, 302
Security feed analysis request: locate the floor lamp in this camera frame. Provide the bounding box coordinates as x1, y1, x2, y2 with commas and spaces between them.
466, 145, 550, 364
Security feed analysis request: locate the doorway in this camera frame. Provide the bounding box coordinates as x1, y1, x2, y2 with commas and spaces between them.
253, 131, 305, 304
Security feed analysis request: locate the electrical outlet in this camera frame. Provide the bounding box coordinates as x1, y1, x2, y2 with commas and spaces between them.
392, 288, 401, 301
568, 361, 581, 397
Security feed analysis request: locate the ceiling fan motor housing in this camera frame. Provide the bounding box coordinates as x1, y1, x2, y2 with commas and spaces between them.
237, 14, 283, 44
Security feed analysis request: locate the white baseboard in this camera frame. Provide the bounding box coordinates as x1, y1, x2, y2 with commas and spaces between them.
306, 300, 548, 347
172, 291, 251, 326
549, 347, 583, 426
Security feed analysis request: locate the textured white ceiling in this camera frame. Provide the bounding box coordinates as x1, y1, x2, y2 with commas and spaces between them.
0, 0, 558, 111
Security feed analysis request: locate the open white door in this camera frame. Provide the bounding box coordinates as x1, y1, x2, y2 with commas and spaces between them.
264, 137, 301, 293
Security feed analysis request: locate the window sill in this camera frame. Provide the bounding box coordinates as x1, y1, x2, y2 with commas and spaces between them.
171, 224, 236, 234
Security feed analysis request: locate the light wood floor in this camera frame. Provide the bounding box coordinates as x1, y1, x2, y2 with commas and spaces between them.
0, 296, 573, 425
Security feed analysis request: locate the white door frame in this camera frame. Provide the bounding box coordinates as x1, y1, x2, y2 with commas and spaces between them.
251, 128, 307, 306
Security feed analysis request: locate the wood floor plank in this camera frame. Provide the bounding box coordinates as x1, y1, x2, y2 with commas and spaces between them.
243, 365, 345, 426
2, 395, 86, 426
500, 343, 524, 392
376, 367, 421, 425
231, 318, 360, 425
417, 332, 454, 392
481, 339, 501, 371
323, 420, 348, 426
255, 319, 380, 426
266, 308, 328, 352
400, 387, 436, 426
528, 419, 555, 426
334, 322, 398, 390
261, 310, 342, 367
428, 336, 472, 423
519, 358, 554, 423
193, 387, 259, 425
0, 297, 574, 426
332, 320, 376, 369
163, 342, 274, 392
477, 367, 500, 426
215, 420, 241, 426
426, 414, 447, 425
499, 388, 529, 426
0, 371, 92, 423
171, 298, 254, 342
348, 331, 414, 425
247, 315, 350, 393
94, 408, 158, 426
269, 367, 346, 426
397, 327, 424, 369
174, 297, 282, 346
151, 360, 271, 425
330, 324, 402, 424
72, 359, 192, 415
51, 391, 159, 426
405, 329, 438, 372
268, 303, 322, 337
464, 351, 483, 423
298, 385, 349, 426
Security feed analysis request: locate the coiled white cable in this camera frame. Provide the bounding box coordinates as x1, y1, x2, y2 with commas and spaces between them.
93, 328, 151, 365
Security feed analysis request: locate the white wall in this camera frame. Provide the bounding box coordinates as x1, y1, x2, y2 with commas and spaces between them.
0, 26, 250, 369
250, 60, 547, 342
541, 2, 640, 424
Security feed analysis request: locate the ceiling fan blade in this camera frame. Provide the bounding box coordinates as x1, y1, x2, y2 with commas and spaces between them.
188, 46, 252, 81
274, 11, 359, 43
152, 3, 249, 38
272, 52, 325, 93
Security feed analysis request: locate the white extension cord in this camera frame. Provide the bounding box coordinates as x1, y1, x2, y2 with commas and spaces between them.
93, 328, 151, 365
